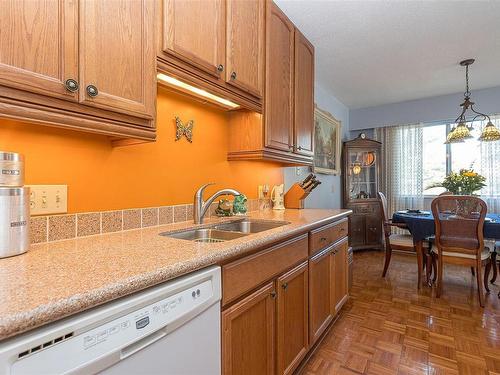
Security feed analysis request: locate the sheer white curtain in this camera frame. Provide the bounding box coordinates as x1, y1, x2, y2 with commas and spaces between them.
478, 115, 500, 212
374, 123, 425, 216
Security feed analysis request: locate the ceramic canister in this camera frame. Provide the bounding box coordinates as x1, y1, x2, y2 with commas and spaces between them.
0, 152, 24, 187
0, 187, 30, 259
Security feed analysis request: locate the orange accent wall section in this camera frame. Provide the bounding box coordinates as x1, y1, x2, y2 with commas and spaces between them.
0, 87, 283, 213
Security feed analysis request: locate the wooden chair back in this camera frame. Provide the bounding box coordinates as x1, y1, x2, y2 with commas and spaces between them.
378, 192, 394, 238
436, 191, 456, 211
438, 191, 452, 196
431, 195, 487, 257
378, 191, 389, 224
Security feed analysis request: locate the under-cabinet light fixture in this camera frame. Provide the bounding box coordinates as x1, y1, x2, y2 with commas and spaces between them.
157, 73, 240, 110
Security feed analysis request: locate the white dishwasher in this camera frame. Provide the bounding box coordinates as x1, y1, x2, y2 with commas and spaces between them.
0, 266, 221, 375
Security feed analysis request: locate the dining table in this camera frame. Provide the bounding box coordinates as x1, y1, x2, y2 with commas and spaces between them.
392, 210, 500, 288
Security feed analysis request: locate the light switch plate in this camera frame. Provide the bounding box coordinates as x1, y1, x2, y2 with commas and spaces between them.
27, 185, 68, 215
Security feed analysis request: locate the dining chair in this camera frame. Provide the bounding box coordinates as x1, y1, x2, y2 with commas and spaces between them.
378, 192, 426, 280
431, 195, 494, 307
439, 191, 452, 195
435, 190, 477, 277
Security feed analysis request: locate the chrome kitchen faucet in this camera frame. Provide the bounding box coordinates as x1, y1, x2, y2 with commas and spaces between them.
193, 183, 241, 224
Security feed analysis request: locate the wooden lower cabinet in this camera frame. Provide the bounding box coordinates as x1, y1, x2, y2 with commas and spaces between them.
365, 213, 383, 248
222, 220, 350, 374
348, 214, 365, 248
333, 240, 349, 313
277, 262, 309, 375
222, 282, 276, 375
348, 208, 384, 250
308, 246, 334, 345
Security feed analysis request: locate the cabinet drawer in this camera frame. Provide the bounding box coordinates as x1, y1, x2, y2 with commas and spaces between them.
309, 219, 348, 255
352, 205, 374, 214
222, 234, 308, 306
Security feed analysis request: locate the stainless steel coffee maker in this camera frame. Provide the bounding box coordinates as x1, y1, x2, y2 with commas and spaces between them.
0, 152, 30, 259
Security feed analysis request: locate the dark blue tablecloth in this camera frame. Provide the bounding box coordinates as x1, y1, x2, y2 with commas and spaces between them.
392, 212, 500, 242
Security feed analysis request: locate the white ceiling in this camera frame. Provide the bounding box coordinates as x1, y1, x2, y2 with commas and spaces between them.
275, 0, 500, 109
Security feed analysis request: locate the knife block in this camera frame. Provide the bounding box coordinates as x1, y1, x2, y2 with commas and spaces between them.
284, 183, 310, 209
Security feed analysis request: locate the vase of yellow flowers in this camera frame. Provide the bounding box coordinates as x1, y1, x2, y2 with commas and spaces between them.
428, 169, 486, 217
429, 169, 486, 195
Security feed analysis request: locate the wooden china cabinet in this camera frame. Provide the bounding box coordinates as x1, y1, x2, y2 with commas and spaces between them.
342, 134, 383, 250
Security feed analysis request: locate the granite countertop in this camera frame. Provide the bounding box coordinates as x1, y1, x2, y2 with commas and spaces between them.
0, 209, 351, 341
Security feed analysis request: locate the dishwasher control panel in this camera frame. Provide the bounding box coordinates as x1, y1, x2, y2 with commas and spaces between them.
8, 275, 217, 375
80, 280, 211, 351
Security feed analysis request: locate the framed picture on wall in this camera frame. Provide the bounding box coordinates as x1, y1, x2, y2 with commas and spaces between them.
313, 106, 342, 175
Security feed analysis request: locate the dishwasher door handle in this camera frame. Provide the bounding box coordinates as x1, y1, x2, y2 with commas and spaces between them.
120, 328, 167, 359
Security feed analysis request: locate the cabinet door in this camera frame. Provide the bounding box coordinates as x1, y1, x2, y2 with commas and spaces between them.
365, 213, 382, 246
162, 0, 225, 79
222, 282, 275, 375
349, 215, 365, 247
226, 0, 265, 97
79, 0, 156, 119
333, 240, 349, 313
277, 262, 309, 375
309, 247, 334, 345
294, 30, 314, 157
264, 2, 294, 152
0, 0, 78, 101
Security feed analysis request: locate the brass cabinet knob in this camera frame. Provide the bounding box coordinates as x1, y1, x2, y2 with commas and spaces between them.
282, 282, 288, 290
231, 71, 237, 80
270, 291, 277, 299
86, 85, 98, 97
64, 79, 79, 92
217, 64, 224, 72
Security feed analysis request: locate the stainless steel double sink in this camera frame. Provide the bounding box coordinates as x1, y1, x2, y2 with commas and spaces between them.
160, 219, 289, 243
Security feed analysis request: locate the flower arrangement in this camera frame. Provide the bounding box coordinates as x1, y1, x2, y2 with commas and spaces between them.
429, 169, 486, 195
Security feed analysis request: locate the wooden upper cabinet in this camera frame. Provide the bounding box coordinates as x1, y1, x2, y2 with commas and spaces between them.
222, 282, 276, 375
79, 0, 156, 119
226, 0, 265, 97
264, 1, 294, 152
308, 247, 334, 345
277, 262, 309, 375
0, 0, 78, 101
162, 0, 225, 79
294, 30, 314, 157
227, 2, 315, 165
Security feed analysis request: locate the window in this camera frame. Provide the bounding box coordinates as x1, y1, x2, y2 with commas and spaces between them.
375, 116, 500, 214
421, 121, 500, 196
450, 126, 481, 171
422, 125, 447, 195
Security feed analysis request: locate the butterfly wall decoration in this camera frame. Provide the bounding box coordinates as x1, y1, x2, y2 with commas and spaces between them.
175, 116, 194, 143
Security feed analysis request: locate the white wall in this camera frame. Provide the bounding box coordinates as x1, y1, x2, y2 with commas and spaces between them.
350, 85, 500, 131
283, 84, 349, 209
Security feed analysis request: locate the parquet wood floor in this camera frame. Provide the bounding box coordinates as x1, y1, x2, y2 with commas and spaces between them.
302, 250, 500, 375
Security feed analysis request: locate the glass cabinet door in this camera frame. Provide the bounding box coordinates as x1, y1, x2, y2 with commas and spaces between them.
347, 149, 378, 200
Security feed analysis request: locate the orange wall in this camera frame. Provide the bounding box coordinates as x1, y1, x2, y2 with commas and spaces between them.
0, 87, 283, 213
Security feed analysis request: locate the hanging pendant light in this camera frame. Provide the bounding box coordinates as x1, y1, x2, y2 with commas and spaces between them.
479, 121, 500, 141
452, 122, 473, 140
446, 59, 500, 143
445, 126, 465, 144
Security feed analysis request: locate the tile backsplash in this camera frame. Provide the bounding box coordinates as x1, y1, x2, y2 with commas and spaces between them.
30, 199, 267, 244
